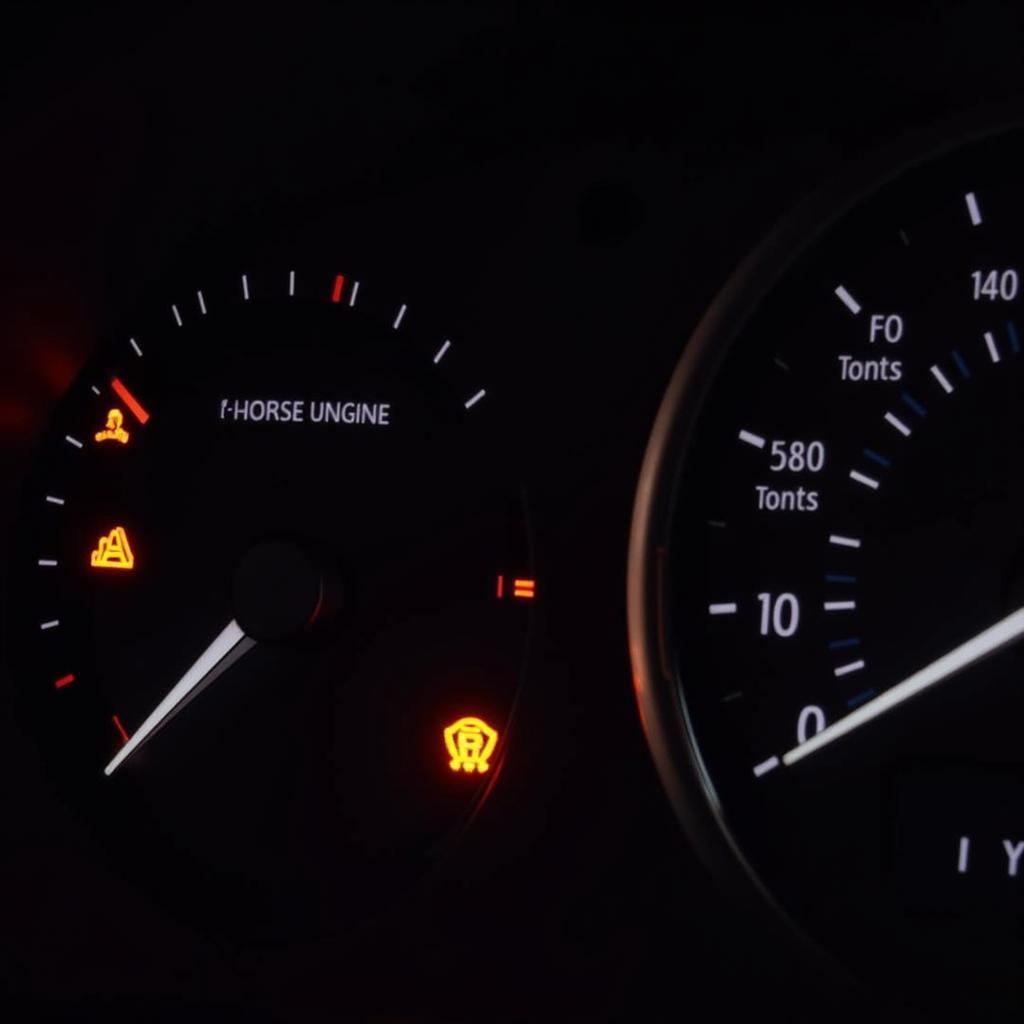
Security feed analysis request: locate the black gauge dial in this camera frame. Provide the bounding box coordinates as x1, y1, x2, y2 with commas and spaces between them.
630, 127, 1024, 996
12, 267, 534, 936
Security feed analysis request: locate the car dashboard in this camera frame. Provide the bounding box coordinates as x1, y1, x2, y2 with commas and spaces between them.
3, 6, 1024, 1022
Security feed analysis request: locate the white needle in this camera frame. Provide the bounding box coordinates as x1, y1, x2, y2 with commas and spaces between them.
104, 619, 255, 776
782, 605, 1024, 767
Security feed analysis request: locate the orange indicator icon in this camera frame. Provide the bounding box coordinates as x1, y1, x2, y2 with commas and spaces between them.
444, 716, 499, 774
95, 408, 130, 445
495, 575, 537, 600
90, 526, 135, 571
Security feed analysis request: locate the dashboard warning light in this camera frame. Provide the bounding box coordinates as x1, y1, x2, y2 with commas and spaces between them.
90, 526, 135, 570
95, 408, 130, 445
444, 716, 499, 774
496, 575, 537, 600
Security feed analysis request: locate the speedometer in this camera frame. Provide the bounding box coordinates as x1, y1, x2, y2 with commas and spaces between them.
629, 125, 1024, 998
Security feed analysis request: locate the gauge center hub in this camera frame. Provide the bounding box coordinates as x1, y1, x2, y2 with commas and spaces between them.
232, 538, 331, 641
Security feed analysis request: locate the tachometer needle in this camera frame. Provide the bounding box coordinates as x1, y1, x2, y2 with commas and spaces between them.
104, 619, 255, 776
782, 605, 1024, 767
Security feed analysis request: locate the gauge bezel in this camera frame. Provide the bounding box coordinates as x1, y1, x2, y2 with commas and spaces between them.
627, 112, 1024, 984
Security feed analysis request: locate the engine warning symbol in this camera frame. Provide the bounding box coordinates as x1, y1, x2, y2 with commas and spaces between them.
90, 526, 135, 571
95, 408, 130, 445
444, 716, 499, 774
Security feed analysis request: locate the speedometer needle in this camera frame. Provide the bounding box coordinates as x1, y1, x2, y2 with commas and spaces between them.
104, 619, 256, 776
782, 605, 1024, 767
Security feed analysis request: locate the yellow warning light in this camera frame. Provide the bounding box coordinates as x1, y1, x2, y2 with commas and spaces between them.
90, 526, 135, 570
95, 408, 130, 445
444, 716, 499, 774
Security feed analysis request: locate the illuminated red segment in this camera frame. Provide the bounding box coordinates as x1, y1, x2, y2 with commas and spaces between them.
331, 274, 345, 303
54, 673, 75, 689
111, 377, 151, 425
496, 574, 505, 599
112, 714, 130, 745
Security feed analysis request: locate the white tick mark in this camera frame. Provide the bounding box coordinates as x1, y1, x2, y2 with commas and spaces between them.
834, 659, 866, 678
850, 469, 879, 491
835, 285, 862, 316
829, 534, 862, 549
708, 603, 738, 616
965, 191, 983, 226
884, 412, 911, 437
985, 331, 1001, 364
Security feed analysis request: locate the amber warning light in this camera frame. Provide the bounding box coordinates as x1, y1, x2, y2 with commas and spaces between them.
95, 408, 130, 445
444, 717, 499, 774
495, 575, 536, 600
90, 527, 135, 570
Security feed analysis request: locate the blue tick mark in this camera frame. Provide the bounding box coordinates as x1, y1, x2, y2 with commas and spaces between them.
1008, 321, 1021, 354
901, 392, 927, 417
952, 350, 971, 379
829, 637, 861, 651
846, 688, 876, 708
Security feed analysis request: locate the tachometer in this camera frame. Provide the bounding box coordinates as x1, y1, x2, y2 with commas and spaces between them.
630, 125, 1024, 999
12, 265, 534, 936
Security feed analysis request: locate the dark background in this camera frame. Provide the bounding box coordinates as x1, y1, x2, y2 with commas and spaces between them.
1, 4, 1023, 1021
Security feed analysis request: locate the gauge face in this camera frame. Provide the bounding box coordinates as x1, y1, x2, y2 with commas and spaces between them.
630, 128, 1024, 988
12, 268, 533, 936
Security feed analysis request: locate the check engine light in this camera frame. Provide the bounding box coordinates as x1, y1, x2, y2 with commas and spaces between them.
90, 526, 135, 570
444, 716, 499, 774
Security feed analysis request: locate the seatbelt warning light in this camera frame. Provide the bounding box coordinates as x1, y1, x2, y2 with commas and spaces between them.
444, 716, 499, 774
90, 526, 135, 570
